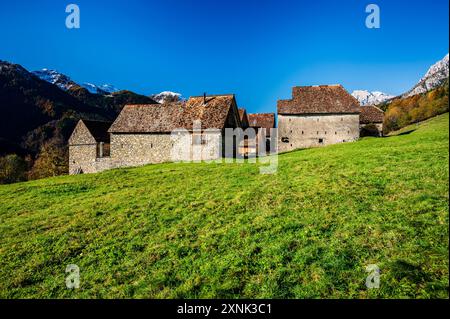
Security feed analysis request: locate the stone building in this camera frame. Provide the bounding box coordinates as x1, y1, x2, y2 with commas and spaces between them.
277, 85, 360, 152
359, 105, 384, 137
68, 119, 113, 174
69, 94, 242, 174
247, 113, 276, 155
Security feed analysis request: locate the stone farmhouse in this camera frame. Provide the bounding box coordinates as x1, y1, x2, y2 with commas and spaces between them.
69, 94, 244, 174
359, 105, 385, 136
277, 85, 361, 152
69, 85, 384, 174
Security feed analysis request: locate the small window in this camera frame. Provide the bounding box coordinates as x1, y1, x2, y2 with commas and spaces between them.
347, 131, 350, 134
325, 131, 327, 135
302, 131, 304, 135
335, 132, 337, 135
317, 131, 319, 135
319, 138, 324, 144
341, 118, 343, 121
281, 137, 289, 143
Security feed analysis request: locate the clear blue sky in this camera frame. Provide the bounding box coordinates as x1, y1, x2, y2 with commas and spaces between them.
0, 0, 448, 113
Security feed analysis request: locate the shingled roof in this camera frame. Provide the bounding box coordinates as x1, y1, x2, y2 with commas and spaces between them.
82, 120, 112, 142
108, 94, 238, 133
360, 105, 384, 124
277, 85, 360, 114
238, 108, 249, 128
247, 113, 276, 129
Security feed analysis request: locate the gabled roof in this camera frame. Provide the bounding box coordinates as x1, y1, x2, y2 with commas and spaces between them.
238, 108, 249, 128
247, 113, 276, 129
360, 105, 384, 124
277, 85, 360, 114
82, 120, 112, 142
108, 94, 237, 133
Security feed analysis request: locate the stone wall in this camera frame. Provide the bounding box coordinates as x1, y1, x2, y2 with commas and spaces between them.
68, 121, 108, 174
277, 113, 360, 152
108, 131, 223, 169
69, 144, 98, 174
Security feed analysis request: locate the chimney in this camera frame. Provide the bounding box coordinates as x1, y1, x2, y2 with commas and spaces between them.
203, 92, 206, 105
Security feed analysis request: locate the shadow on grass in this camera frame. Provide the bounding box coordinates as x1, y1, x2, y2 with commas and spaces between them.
390, 259, 430, 283
387, 129, 417, 137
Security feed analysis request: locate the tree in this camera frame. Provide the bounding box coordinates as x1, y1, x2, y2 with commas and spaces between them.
0, 154, 27, 184
29, 140, 68, 179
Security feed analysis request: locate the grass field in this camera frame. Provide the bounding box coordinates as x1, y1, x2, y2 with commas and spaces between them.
0, 114, 448, 298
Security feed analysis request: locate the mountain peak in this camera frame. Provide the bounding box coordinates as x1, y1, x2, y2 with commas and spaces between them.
32, 68, 120, 95
403, 53, 449, 98
351, 90, 394, 106
32, 69, 77, 91
150, 91, 183, 103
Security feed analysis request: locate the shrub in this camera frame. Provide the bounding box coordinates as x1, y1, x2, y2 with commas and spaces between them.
0, 154, 27, 184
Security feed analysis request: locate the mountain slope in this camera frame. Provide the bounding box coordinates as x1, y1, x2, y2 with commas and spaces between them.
380, 77, 449, 134
351, 90, 395, 106
403, 53, 449, 97
0, 61, 157, 158
0, 113, 448, 298
0, 61, 108, 148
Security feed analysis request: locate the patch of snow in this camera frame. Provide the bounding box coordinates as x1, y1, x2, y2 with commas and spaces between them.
150, 91, 183, 103
32, 69, 77, 91
351, 90, 395, 106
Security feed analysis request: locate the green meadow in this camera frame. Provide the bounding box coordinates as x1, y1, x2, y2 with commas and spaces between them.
0, 113, 448, 298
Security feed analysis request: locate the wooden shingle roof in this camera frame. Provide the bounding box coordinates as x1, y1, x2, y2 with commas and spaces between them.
108, 95, 236, 133
360, 105, 384, 124
277, 85, 360, 115
247, 113, 276, 129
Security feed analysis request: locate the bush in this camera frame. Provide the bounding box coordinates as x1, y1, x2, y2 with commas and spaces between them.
0, 154, 27, 184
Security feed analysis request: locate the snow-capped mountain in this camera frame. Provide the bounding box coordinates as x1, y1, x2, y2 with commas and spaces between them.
150, 91, 182, 103
32, 69, 78, 91
403, 53, 449, 98
81, 83, 119, 95
32, 68, 120, 95
351, 90, 395, 106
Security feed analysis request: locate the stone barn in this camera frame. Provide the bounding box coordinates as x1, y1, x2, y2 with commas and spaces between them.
108, 94, 242, 167
359, 105, 384, 137
69, 94, 243, 174
247, 113, 276, 155
68, 119, 113, 174
277, 85, 360, 152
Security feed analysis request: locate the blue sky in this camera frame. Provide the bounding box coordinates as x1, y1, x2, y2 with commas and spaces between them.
0, 0, 448, 113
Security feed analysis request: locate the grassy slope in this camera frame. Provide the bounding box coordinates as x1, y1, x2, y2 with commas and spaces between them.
0, 114, 448, 299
